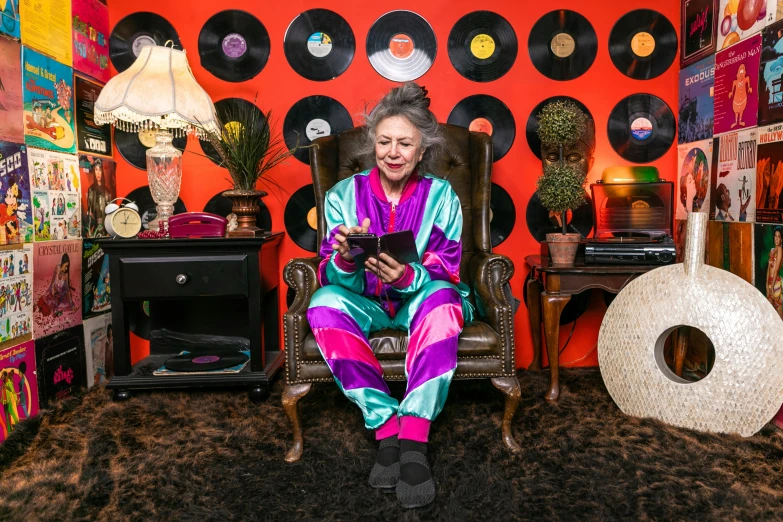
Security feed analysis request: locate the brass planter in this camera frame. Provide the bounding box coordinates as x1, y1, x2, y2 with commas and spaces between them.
222, 189, 267, 237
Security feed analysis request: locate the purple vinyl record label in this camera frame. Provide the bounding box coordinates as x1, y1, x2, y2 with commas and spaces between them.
192, 355, 221, 364
222, 33, 247, 59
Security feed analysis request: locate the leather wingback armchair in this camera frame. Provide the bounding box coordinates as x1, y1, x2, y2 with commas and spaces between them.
282, 124, 521, 462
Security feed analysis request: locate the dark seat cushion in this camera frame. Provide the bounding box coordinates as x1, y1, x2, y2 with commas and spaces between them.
301, 320, 500, 362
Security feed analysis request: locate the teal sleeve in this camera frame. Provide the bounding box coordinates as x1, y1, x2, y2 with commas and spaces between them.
316, 190, 365, 293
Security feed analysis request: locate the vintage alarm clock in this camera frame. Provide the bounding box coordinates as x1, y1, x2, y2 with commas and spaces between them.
104, 198, 142, 238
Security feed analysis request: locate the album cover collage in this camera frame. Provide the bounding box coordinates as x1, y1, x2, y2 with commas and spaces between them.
677, 0, 783, 327
0, 0, 113, 442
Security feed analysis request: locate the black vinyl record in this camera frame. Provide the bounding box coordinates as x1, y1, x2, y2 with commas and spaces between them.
128, 300, 151, 340
608, 94, 675, 163
490, 182, 515, 247
115, 128, 186, 170
203, 191, 272, 231
526, 96, 592, 159
284, 9, 355, 81
198, 10, 270, 82
525, 191, 593, 242
523, 275, 591, 325
125, 185, 187, 231
528, 10, 597, 81
366, 11, 437, 82
110, 12, 181, 73
447, 95, 515, 161
164, 350, 249, 372
608, 9, 677, 80
284, 96, 353, 164
200, 98, 266, 166
284, 184, 318, 252
447, 11, 518, 82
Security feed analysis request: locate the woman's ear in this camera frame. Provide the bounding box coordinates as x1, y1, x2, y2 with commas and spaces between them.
418, 147, 426, 163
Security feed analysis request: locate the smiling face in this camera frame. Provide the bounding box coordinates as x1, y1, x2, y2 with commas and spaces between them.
737, 64, 746, 81
374, 116, 425, 186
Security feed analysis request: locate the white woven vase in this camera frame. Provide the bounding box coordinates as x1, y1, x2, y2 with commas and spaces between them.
598, 212, 783, 437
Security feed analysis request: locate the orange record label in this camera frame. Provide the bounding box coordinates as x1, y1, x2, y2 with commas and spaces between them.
389, 33, 415, 59
469, 117, 494, 136
631, 31, 655, 58
306, 207, 318, 230
470, 34, 496, 59
550, 33, 575, 58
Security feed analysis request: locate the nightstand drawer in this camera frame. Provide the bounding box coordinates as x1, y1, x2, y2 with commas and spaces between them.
120, 255, 249, 298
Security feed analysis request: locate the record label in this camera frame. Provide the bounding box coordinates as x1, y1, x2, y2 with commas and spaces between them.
631, 117, 653, 140
138, 130, 156, 148
307, 32, 333, 57
469, 117, 494, 135
608, 93, 675, 163
307, 208, 318, 229
193, 355, 220, 364
222, 33, 247, 58
631, 31, 656, 57
551, 33, 575, 58
285, 184, 319, 252
470, 34, 495, 59
390, 33, 415, 58
448, 94, 515, 161
132, 35, 156, 57
306, 119, 331, 141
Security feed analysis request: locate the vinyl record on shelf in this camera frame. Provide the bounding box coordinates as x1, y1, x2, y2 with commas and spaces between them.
125, 185, 187, 230
528, 10, 598, 81
447, 11, 518, 82
198, 10, 270, 82
608, 9, 677, 80
129, 300, 151, 340
115, 128, 187, 170
523, 276, 592, 325
525, 190, 593, 242
284, 184, 319, 252
164, 350, 249, 372
447, 95, 515, 161
200, 98, 266, 166
366, 10, 437, 82
607, 93, 675, 163
110, 12, 182, 73
284, 96, 353, 164
203, 191, 272, 231
526, 96, 592, 159
284, 9, 355, 81
490, 182, 515, 247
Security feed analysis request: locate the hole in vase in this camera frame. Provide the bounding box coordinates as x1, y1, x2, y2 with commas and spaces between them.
655, 326, 715, 383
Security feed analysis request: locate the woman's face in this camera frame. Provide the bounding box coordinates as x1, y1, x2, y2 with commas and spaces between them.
775, 230, 782, 247
60, 262, 69, 274
95, 164, 103, 183
374, 116, 425, 185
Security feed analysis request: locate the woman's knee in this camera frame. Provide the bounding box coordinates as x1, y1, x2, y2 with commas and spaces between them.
309, 284, 355, 309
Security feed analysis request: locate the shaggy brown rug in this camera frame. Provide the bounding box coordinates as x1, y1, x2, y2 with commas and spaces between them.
1, 369, 783, 521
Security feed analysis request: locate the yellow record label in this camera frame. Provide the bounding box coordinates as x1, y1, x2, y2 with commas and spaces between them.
224, 121, 245, 140
550, 33, 575, 58
631, 31, 655, 58
470, 34, 496, 59
138, 130, 157, 148
306, 207, 318, 230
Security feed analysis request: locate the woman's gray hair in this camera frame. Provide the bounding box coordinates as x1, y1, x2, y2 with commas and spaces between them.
363, 82, 445, 175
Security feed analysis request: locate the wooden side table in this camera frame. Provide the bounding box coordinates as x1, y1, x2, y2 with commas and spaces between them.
525, 255, 659, 401
99, 233, 284, 402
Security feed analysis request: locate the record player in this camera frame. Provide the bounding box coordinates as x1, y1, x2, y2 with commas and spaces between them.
585, 166, 676, 265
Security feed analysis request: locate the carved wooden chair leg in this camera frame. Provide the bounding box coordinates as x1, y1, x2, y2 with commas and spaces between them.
491, 375, 522, 453
282, 383, 312, 463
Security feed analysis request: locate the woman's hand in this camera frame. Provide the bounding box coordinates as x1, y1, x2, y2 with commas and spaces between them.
332, 218, 371, 262
365, 253, 406, 284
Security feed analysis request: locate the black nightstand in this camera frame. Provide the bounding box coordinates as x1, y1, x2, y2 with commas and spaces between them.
99, 233, 284, 402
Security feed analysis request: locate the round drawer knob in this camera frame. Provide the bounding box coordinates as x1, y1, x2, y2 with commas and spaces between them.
176, 274, 188, 285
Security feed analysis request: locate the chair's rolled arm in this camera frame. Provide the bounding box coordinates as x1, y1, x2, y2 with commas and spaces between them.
283, 257, 322, 382
470, 252, 516, 373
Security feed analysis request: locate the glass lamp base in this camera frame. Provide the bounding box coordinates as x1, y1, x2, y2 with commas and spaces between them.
146, 130, 183, 232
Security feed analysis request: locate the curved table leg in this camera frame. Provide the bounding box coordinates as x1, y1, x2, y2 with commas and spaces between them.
526, 277, 543, 371
542, 292, 571, 402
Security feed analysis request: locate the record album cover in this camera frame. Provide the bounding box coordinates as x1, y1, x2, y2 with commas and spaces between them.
674, 218, 688, 263
707, 220, 754, 283
74, 76, 111, 157
0, 340, 38, 443
682, 0, 718, 67
19, 0, 72, 66
0, 244, 33, 345
755, 123, 783, 222
0, 38, 23, 144
71, 0, 109, 82
710, 128, 757, 222
754, 223, 783, 312
677, 139, 713, 220
714, 33, 761, 136
759, 18, 783, 126
0, 0, 20, 40
27, 148, 80, 241
33, 239, 82, 338
679, 55, 716, 144
0, 142, 33, 244
716, 0, 775, 50
22, 47, 76, 154
82, 240, 109, 319
79, 154, 114, 238
82, 312, 110, 387
34, 325, 85, 405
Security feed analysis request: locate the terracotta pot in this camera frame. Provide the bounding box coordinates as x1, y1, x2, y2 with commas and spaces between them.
546, 233, 580, 267
222, 189, 267, 237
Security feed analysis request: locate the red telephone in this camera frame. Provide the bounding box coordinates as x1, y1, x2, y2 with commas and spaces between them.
168, 212, 227, 238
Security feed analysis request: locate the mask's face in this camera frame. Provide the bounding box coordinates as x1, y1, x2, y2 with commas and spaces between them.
541, 138, 594, 177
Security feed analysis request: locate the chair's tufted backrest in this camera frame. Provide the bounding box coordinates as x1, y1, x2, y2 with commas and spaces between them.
309, 124, 493, 285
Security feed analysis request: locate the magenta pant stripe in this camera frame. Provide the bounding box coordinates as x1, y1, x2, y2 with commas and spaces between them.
308, 306, 367, 340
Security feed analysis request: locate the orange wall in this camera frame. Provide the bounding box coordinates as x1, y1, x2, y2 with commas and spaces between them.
107, 0, 680, 368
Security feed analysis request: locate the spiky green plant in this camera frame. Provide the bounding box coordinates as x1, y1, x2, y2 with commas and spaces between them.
537, 163, 586, 235
536, 100, 586, 148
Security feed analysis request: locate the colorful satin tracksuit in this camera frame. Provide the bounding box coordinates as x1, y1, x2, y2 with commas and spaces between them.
307, 167, 473, 443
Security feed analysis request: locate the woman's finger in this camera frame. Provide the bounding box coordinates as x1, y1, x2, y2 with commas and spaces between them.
338, 224, 350, 236
361, 217, 371, 233
334, 233, 347, 243
378, 253, 400, 269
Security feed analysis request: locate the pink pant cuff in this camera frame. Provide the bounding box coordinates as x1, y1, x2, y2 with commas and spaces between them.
375, 415, 399, 440
398, 416, 431, 443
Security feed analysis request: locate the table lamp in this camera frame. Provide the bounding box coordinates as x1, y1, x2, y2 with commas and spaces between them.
94, 43, 219, 230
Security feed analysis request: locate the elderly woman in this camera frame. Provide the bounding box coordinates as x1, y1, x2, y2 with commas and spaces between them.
306, 83, 472, 509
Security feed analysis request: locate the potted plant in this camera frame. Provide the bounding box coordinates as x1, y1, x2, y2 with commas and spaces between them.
536, 100, 589, 266
206, 100, 299, 237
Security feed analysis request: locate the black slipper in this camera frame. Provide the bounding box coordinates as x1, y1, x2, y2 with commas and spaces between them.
368, 435, 399, 491
396, 444, 435, 509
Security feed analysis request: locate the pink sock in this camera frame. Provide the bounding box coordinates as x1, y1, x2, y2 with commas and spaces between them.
375, 415, 399, 440
398, 416, 431, 443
